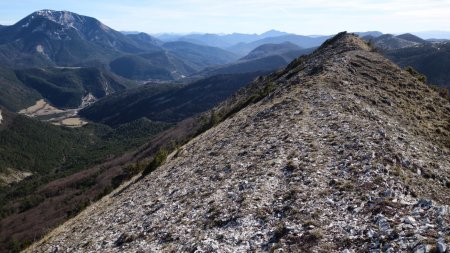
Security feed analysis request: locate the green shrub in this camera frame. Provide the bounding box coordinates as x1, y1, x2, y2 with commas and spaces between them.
430, 84, 450, 101
142, 149, 168, 176
405, 66, 427, 83
123, 161, 147, 176
7, 237, 31, 253
260, 82, 277, 97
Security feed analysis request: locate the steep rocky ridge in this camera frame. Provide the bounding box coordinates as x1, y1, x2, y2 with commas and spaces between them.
28, 33, 450, 252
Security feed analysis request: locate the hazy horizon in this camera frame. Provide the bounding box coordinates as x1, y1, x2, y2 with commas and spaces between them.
1, 0, 450, 37
143, 30, 450, 40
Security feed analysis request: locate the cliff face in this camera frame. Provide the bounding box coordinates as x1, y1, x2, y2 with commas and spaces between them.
28, 33, 450, 253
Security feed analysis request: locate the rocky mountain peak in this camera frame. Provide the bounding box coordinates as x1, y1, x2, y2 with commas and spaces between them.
27, 32, 450, 253
28, 9, 107, 32
35, 9, 71, 20
0, 10, 153, 64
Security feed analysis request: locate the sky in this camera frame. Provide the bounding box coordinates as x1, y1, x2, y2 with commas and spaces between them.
1, 0, 450, 35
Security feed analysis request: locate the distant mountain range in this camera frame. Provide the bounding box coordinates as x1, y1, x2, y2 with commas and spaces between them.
0, 10, 239, 81
154, 29, 291, 48
199, 44, 315, 77
411, 31, 450, 40
227, 34, 329, 56
153, 30, 330, 56
154, 30, 450, 45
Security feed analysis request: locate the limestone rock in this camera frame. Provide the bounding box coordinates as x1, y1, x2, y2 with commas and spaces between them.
26, 33, 450, 253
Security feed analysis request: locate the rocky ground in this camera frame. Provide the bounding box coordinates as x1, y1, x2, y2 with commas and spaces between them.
0, 168, 32, 186
27, 33, 450, 253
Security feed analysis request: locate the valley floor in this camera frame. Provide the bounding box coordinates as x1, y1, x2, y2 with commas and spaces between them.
19, 99, 88, 127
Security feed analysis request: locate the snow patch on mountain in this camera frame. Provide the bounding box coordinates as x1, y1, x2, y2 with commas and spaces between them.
34, 10, 84, 31
0, 109, 3, 125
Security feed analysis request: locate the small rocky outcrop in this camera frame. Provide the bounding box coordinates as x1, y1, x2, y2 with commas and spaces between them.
27, 33, 450, 253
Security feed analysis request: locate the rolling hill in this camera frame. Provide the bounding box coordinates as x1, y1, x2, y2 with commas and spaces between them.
240, 42, 302, 61
125, 32, 163, 49
13, 67, 135, 109
108, 42, 239, 81
359, 33, 450, 90
0, 66, 136, 111
162, 41, 239, 69
227, 34, 330, 56
200, 44, 315, 76
383, 42, 450, 89
366, 33, 428, 51
109, 53, 178, 81
0, 67, 42, 111
396, 33, 428, 44
80, 72, 265, 126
